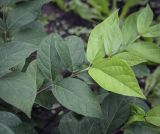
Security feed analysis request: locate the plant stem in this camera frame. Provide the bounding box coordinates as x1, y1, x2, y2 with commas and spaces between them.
112, 0, 117, 11
37, 84, 54, 94
70, 66, 90, 77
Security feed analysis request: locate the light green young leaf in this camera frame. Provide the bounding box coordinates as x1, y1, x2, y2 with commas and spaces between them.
86, 11, 119, 63
120, 0, 145, 18
0, 111, 21, 128
146, 105, 160, 127
0, 72, 37, 117
52, 78, 102, 118
89, 0, 109, 15
103, 12, 122, 56
114, 52, 146, 66
37, 33, 62, 81
68, 0, 103, 21
122, 12, 139, 47
127, 42, 160, 64
131, 105, 146, 115
0, 41, 37, 77
0, 123, 14, 134
137, 5, 153, 34
127, 105, 146, 125
88, 57, 145, 99
143, 24, 160, 37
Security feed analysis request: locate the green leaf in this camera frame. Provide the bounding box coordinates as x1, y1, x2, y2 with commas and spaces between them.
59, 112, 101, 134
100, 94, 135, 134
146, 105, 160, 127
0, 72, 37, 117
0, 41, 37, 77
145, 66, 160, 93
88, 0, 109, 15
35, 90, 56, 110
68, 0, 103, 21
76, 72, 94, 85
0, 123, 14, 134
103, 12, 122, 56
0, 0, 19, 6
37, 33, 62, 81
88, 57, 145, 99
14, 22, 46, 46
127, 105, 146, 125
0, 18, 4, 30
132, 64, 150, 78
124, 122, 160, 134
137, 5, 153, 34
114, 52, 146, 66
13, 123, 37, 134
65, 36, 86, 71
0, 111, 21, 128
127, 42, 160, 64
55, 36, 85, 72
52, 78, 102, 118
122, 12, 139, 47
87, 11, 119, 63
6, 8, 36, 31
143, 24, 160, 37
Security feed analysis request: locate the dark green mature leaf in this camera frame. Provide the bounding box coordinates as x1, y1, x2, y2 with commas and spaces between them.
122, 12, 139, 47
76, 72, 94, 85
35, 90, 56, 110
6, 8, 36, 31
87, 11, 119, 63
146, 105, 160, 127
132, 64, 150, 78
145, 66, 160, 93
0, 72, 37, 117
13, 123, 37, 134
89, 57, 145, 98
143, 24, 160, 37
127, 42, 160, 64
0, 123, 14, 134
55, 36, 85, 72
114, 52, 146, 66
64, 36, 85, 71
137, 5, 153, 34
14, 22, 46, 46
0, 0, 19, 6
37, 33, 62, 81
0, 41, 37, 77
0, 111, 21, 128
52, 78, 102, 118
100, 94, 134, 134
0, 18, 4, 31
124, 122, 160, 134
59, 112, 101, 134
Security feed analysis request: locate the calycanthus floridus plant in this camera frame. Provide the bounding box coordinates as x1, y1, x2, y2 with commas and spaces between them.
0, 0, 160, 133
